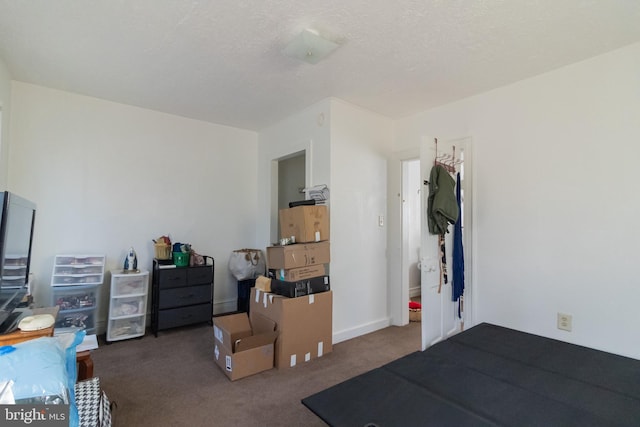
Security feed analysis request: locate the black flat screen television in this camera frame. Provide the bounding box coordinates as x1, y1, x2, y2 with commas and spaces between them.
0, 191, 36, 330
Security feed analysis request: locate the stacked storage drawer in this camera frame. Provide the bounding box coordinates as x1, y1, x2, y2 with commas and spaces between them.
51, 254, 105, 335
107, 270, 149, 341
51, 255, 105, 286
2, 255, 28, 289
52, 283, 100, 334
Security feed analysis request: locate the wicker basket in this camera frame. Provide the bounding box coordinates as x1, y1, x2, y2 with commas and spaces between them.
154, 243, 171, 260
409, 308, 422, 322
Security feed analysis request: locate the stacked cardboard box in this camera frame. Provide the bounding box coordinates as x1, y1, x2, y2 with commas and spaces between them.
279, 205, 329, 243
266, 241, 331, 297
250, 288, 332, 368
267, 205, 331, 298
257, 205, 332, 368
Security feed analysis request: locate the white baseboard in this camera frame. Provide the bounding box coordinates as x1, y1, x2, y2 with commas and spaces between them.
332, 317, 391, 344
98, 302, 392, 346
409, 286, 421, 298
213, 299, 236, 315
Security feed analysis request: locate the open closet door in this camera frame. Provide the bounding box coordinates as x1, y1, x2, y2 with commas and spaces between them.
420, 136, 471, 350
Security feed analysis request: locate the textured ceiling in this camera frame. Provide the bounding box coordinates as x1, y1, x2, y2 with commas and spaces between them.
0, 1, 639, 131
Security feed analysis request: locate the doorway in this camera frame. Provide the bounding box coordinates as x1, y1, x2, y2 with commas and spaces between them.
419, 136, 472, 349
401, 157, 422, 340
401, 158, 422, 297
276, 151, 306, 238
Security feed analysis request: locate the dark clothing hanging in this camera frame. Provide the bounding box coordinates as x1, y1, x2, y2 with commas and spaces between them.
427, 165, 459, 236
452, 172, 465, 318
439, 235, 448, 285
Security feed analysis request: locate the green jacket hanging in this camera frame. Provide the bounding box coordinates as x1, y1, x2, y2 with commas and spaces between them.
427, 164, 459, 235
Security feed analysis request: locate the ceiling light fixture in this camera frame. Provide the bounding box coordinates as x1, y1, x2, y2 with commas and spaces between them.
282, 29, 340, 65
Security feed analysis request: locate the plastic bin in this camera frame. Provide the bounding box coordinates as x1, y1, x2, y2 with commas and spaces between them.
173, 252, 190, 267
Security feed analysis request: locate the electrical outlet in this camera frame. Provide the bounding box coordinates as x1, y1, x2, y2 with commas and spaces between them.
557, 313, 572, 332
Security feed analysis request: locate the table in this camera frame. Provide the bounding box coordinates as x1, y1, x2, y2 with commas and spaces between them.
76, 350, 94, 381
0, 306, 59, 346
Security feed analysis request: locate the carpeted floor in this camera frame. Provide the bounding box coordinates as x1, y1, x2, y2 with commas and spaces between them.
91, 320, 421, 426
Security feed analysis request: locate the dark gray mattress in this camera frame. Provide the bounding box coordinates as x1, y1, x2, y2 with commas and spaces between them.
302, 323, 640, 427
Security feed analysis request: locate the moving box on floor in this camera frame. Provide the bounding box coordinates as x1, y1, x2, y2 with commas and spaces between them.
212, 311, 278, 381
250, 288, 332, 368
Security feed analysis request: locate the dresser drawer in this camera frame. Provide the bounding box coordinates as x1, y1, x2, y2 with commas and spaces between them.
158, 285, 211, 309
158, 303, 212, 330
152, 258, 215, 336
158, 269, 188, 289
187, 266, 213, 285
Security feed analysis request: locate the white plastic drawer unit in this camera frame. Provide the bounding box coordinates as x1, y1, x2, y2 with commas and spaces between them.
108, 317, 145, 339
112, 274, 148, 297
51, 254, 106, 287
110, 296, 146, 318
107, 270, 149, 342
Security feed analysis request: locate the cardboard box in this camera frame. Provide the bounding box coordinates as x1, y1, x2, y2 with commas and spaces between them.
268, 264, 326, 281
279, 205, 329, 243
266, 241, 330, 270
213, 311, 278, 381
269, 275, 330, 298
250, 288, 332, 368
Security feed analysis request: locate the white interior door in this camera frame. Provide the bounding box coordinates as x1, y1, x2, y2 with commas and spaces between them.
420, 136, 471, 350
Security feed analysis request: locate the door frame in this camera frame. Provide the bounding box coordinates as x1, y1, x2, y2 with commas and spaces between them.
402, 157, 422, 302
269, 141, 313, 244
388, 148, 419, 326
420, 136, 476, 350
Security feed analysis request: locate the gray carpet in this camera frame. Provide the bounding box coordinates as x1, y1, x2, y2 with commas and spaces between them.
91, 320, 421, 426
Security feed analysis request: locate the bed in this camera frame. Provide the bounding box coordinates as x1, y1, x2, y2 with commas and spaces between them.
302, 323, 640, 427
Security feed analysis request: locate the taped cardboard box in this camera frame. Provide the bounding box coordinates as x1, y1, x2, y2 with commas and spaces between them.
213, 311, 278, 381
250, 288, 332, 369
268, 264, 326, 282
266, 241, 330, 270
279, 205, 329, 243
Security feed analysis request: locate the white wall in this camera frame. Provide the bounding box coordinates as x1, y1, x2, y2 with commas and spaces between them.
394, 42, 640, 359
330, 99, 393, 342
0, 57, 11, 188
9, 82, 259, 329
